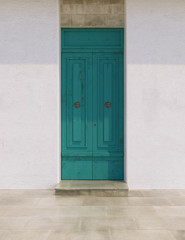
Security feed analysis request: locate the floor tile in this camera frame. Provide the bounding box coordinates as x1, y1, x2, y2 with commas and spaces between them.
168, 198, 185, 206
20, 190, 55, 198
0, 190, 25, 197
170, 231, 185, 240
0, 197, 39, 206
0, 230, 49, 240
0, 231, 6, 239
25, 217, 81, 231
127, 191, 143, 197
0, 190, 185, 239
37, 197, 84, 207
47, 230, 111, 240
0, 217, 30, 230
4, 207, 60, 217
82, 197, 128, 206
0, 190, 55, 200
55, 206, 107, 217
107, 206, 157, 217
140, 190, 184, 198
135, 216, 166, 230
0, 207, 7, 217
162, 217, 185, 230
126, 197, 171, 206
110, 230, 175, 240
80, 217, 138, 231
4, 206, 106, 218
179, 191, 185, 197
154, 206, 185, 217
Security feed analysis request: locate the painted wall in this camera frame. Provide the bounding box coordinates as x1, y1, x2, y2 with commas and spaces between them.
0, 0, 60, 188
0, 0, 185, 189
126, 0, 185, 188
60, 0, 125, 27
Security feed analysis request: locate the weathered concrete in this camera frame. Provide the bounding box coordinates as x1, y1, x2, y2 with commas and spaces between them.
60, 0, 125, 27
55, 180, 129, 196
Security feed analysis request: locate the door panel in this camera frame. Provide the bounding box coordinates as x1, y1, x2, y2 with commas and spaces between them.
62, 53, 93, 179
61, 29, 124, 180
92, 53, 123, 180
93, 157, 123, 180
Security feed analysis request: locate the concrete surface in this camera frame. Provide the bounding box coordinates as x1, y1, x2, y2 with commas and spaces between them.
0, 190, 185, 239
55, 180, 128, 196
60, 0, 125, 27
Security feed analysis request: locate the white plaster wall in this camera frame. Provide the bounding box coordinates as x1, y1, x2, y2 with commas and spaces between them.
1, 0, 185, 190
126, 0, 185, 188
0, 0, 60, 188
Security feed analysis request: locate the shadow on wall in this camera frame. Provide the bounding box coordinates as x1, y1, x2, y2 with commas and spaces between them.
0, 0, 59, 65
126, 0, 185, 65
0, 0, 184, 65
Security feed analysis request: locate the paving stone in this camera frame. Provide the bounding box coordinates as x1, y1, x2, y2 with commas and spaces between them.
25, 217, 81, 231
110, 230, 175, 240
81, 216, 138, 231
0, 190, 184, 239
171, 231, 185, 240
47, 230, 111, 240
82, 197, 128, 206
126, 197, 172, 206
154, 206, 185, 217
0, 217, 29, 230
0, 230, 49, 240
162, 217, 185, 230
107, 206, 157, 217
168, 197, 185, 206
141, 190, 185, 198
135, 216, 166, 230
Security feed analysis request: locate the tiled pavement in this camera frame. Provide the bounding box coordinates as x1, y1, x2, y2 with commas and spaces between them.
0, 190, 185, 239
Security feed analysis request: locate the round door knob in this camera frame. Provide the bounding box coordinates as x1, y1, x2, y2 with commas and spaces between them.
94, 123, 96, 126
74, 102, 80, 108
105, 102, 111, 108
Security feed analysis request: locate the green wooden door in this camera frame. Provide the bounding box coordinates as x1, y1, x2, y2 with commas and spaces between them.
92, 53, 123, 179
61, 53, 93, 179
61, 29, 124, 180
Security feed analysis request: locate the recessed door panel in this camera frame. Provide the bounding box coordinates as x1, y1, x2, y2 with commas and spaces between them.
62, 53, 93, 179
67, 59, 87, 148
93, 53, 123, 180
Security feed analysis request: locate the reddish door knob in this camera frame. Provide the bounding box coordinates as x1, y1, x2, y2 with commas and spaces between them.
105, 102, 111, 108
74, 102, 80, 108
94, 123, 96, 126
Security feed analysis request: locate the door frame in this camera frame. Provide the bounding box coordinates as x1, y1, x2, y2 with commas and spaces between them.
59, 28, 126, 181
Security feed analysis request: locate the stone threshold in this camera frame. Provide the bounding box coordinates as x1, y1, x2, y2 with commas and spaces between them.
55, 180, 129, 197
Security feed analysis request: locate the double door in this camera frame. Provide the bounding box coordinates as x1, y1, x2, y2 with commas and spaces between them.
62, 51, 123, 179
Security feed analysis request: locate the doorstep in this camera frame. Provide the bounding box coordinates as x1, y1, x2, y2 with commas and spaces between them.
55, 180, 129, 197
